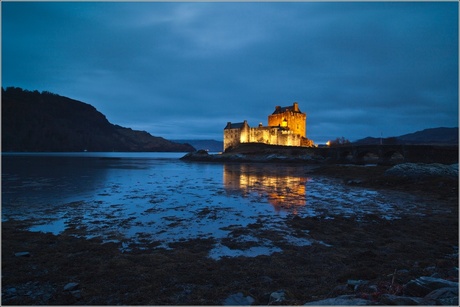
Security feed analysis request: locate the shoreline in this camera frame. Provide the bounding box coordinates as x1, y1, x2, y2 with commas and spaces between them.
2, 162, 458, 305
180, 142, 459, 165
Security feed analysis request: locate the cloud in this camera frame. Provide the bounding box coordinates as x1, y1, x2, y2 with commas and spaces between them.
2, 2, 458, 143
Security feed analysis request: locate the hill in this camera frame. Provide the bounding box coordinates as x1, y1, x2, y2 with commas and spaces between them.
353, 127, 458, 145
398, 127, 459, 144
172, 139, 223, 152
1, 87, 195, 152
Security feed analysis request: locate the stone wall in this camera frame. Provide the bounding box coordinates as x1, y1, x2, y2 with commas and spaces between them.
224, 125, 305, 151
268, 111, 306, 137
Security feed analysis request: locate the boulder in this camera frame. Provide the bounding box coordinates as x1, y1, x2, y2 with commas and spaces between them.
424, 287, 459, 305
404, 276, 458, 297
347, 279, 368, 291
379, 294, 427, 305
223, 292, 255, 305
269, 290, 286, 304
385, 163, 458, 178
304, 295, 373, 305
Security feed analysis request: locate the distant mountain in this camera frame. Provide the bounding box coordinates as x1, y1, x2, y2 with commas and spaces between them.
1, 87, 195, 152
353, 127, 458, 145
398, 127, 459, 144
172, 139, 223, 152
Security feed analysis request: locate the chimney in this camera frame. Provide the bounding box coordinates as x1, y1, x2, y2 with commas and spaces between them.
293, 102, 299, 112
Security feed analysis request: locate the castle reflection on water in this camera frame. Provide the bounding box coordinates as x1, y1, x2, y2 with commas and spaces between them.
223, 164, 308, 214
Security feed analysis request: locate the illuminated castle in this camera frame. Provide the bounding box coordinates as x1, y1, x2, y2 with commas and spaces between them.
223, 102, 314, 151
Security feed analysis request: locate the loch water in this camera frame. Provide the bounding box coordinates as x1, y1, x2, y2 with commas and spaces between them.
2, 152, 425, 257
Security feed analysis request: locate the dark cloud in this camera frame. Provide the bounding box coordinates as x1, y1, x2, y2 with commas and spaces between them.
2, 2, 457, 144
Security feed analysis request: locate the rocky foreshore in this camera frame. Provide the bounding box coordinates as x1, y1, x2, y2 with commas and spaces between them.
222, 274, 459, 306
303, 275, 459, 305
384, 162, 458, 178
3, 151, 457, 305
180, 149, 325, 163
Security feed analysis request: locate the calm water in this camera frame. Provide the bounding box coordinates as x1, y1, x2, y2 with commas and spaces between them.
2, 152, 425, 257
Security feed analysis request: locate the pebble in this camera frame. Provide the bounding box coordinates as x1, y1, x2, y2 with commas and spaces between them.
14, 251, 31, 257
70, 290, 82, 299
63, 282, 79, 291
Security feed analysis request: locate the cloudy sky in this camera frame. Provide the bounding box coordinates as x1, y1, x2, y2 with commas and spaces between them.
2, 1, 458, 143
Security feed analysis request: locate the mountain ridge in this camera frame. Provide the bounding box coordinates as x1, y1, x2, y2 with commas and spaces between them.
353, 127, 458, 145
172, 139, 223, 152
1, 87, 195, 152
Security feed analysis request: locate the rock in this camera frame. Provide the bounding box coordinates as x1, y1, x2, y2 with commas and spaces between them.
70, 290, 82, 299
396, 269, 410, 276
63, 282, 79, 291
347, 279, 368, 291
3, 287, 18, 300
385, 163, 458, 179
447, 267, 458, 279
304, 295, 373, 305
424, 287, 459, 305
269, 290, 286, 304
346, 179, 363, 185
331, 284, 349, 296
180, 150, 210, 161
379, 294, 427, 305
14, 251, 31, 257
223, 292, 255, 305
438, 296, 460, 306
259, 276, 273, 284
404, 276, 458, 297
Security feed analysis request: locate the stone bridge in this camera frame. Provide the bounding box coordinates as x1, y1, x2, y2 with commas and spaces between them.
319, 144, 458, 165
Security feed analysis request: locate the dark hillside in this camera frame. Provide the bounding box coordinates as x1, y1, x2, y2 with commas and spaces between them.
172, 139, 223, 152
398, 127, 458, 144
353, 127, 458, 145
1, 87, 195, 152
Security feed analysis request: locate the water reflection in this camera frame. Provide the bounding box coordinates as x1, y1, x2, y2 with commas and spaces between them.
2, 154, 437, 258
1, 155, 111, 219
223, 164, 308, 213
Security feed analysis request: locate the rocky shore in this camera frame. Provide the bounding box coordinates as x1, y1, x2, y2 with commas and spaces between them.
180, 148, 325, 163
2, 161, 458, 305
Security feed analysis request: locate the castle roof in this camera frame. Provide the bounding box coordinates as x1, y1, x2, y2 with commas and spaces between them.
272, 102, 302, 115
224, 121, 247, 129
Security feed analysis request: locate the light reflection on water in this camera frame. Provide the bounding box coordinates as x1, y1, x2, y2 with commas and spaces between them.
2, 153, 426, 256
223, 164, 307, 214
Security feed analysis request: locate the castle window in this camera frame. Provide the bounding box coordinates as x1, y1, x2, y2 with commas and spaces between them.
281, 118, 288, 127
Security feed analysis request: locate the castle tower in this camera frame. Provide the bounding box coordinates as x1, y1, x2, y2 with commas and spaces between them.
268, 102, 306, 137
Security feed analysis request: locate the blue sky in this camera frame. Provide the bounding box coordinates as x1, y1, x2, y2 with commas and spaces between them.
2, 1, 458, 143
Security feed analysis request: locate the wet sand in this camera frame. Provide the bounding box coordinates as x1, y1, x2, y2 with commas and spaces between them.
2, 164, 458, 305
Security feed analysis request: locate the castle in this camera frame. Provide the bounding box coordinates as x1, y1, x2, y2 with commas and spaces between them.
223, 102, 314, 151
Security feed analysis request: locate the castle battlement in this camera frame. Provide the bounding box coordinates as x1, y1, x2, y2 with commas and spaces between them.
223, 102, 314, 151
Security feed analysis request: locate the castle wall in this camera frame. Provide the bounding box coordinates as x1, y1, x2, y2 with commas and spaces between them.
268, 112, 306, 138
249, 127, 275, 145
225, 125, 306, 151
223, 128, 241, 151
